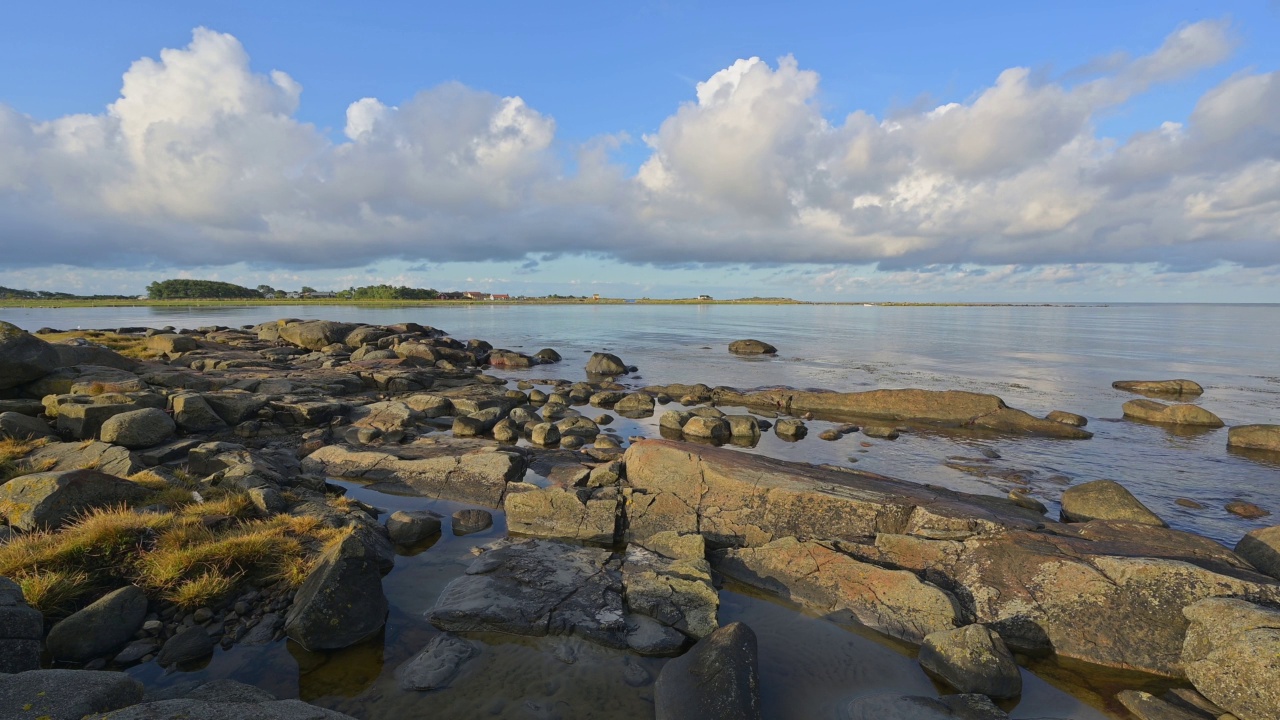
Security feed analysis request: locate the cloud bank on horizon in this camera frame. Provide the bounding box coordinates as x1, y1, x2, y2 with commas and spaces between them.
1, 21, 1277, 278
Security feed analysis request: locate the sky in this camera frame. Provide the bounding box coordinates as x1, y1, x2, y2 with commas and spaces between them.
1, 1, 1279, 302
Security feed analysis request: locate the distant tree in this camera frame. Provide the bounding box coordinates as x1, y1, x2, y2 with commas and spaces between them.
256, 284, 276, 296
300, 286, 317, 295
349, 284, 440, 300
147, 279, 263, 300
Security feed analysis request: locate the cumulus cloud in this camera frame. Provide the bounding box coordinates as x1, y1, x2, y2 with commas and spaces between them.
0, 20, 1277, 277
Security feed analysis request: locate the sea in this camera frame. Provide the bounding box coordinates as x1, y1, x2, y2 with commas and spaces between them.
4, 302, 1278, 719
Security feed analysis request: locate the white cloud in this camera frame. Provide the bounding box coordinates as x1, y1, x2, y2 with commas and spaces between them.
0, 20, 1277, 283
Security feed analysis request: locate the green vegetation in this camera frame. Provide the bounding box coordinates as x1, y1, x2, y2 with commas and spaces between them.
348, 284, 440, 300
0, 285, 132, 301
146, 279, 263, 300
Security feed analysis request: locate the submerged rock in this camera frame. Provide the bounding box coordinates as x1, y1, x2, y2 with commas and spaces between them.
1046, 410, 1088, 427
918, 624, 1022, 699
1228, 424, 1280, 453
398, 633, 478, 691
654, 622, 761, 720
451, 509, 493, 536
1122, 399, 1223, 428
1113, 379, 1204, 396
846, 693, 1010, 720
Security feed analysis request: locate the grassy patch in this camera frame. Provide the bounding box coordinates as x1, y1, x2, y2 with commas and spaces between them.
0, 485, 340, 616
36, 331, 157, 360
0, 437, 51, 482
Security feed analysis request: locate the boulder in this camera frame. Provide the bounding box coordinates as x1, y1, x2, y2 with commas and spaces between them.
711, 387, 1092, 439
0, 469, 150, 531
774, 418, 806, 439
504, 486, 620, 544
1113, 379, 1205, 396
534, 348, 561, 363
615, 392, 656, 416
451, 509, 493, 536
49, 343, 138, 372
45, 585, 148, 662
285, 533, 388, 651
1122, 399, 1224, 428
172, 393, 229, 433
0, 322, 59, 390
385, 510, 442, 545
728, 339, 777, 355
99, 408, 175, 449
1060, 479, 1166, 526
682, 416, 729, 441
1236, 526, 1280, 581
202, 392, 269, 425
54, 401, 137, 440
917, 624, 1022, 699
0, 577, 42, 673
1228, 425, 1280, 453
622, 545, 718, 639
344, 325, 390, 348
156, 625, 215, 667
1182, 598, 1280, 720
145, 333, 198, 354
724, 415, 760, 438
488, 349, 534, 368
585, 352, 628, 376
301, 443, 526, 507
0, 669, 142, 719
398, 633, 478, 691
530, 422, 560, 446
0, 412, 54, 440
278, 321, 358, 351
654, 622, 761, 720
715, 538, 960, 643
21, 440, 144, 478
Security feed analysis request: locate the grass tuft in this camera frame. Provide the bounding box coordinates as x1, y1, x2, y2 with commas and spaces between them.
0, 437, 52, 482
14, 567, 92, 616
168, 570, 238, 609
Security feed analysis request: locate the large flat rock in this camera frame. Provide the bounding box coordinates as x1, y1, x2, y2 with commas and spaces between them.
301, 440, 526, 506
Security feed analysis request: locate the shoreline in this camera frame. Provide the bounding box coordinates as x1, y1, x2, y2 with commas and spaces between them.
0, 297, 1116, 309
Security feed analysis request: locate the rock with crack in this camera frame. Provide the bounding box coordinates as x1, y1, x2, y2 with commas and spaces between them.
504, 486, 621, 544
621, 545, 719, 639
301, 440, 526, 506
714, 537, 960, 644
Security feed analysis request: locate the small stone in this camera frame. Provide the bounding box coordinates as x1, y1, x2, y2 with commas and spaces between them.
818, 429, 841, 441
192, 608, 213, 624
1226, 501, 1270, 519
386, 510, 443, 545
1176, 498, 1206, 509
452, 509, 493, 536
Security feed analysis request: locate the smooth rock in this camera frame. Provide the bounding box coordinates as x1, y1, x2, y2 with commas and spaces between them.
1227, 424, 1280, 453
1046, 410, 1088, 427
99, 408, 176, 449
1060, 479, 1166, 527
1183, 598, 1280, 720
0, 469, 150, 531
774, 418, 806, 439
0, 322, 61, 390
172, 393, 229, 433
284, 533, 388, 651
46, 585, 148, 662
398, 633, 477, 691
1235, 526, 1280, 581
728, 339, 777, 355
157, 625, 216, 667
0, 669, 142, 719
0, 412, 54, 440
504, 486, 620, 544
585, 352, 628, 376
1122, 399, 1224, 428
386, 510, 442, 545
1113, 379, 1204, 396
682, 416, 729, 441
451, 509, 493, 536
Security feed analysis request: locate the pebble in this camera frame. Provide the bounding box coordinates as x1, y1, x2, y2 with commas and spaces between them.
193, 608, 213, 623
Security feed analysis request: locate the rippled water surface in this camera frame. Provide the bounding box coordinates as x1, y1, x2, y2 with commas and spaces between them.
7, 302, 1279, 718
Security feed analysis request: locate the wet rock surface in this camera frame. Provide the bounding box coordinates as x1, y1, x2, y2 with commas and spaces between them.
654, 622, 761, 720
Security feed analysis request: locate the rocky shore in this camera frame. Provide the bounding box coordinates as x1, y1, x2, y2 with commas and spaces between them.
1, 318, 1279, 719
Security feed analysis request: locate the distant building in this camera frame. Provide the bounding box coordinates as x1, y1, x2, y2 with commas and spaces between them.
592, 293, 600, 300
462, 291, 486, 300
488, 294, 510, 301
697, 294, 713, 301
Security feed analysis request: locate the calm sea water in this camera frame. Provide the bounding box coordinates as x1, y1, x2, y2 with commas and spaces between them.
7, 302, 1278, 719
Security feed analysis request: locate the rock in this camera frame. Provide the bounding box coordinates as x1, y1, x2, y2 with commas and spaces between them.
641, 531, 707, 562
659, 410, 693, 430
99, 408, 176, 449
0, 669, 142, 719
1183, 598, 1280, 720
22, 440, 144, 478
724, 415, 760, 438
284, 533, 388, 651
711, 386, 1092, 439
1046, 410, 1088, 427
0, 469, 151, 531
385, 510, 442, 545
918, 624, 1022, 699
590, 391, 625, 407
492, 418, 519, 443
248, 486, 287, 514
1122, 399, 1224, 428
345, 326, 390, 348
452, 509, 493, 536
715, 538, 960, 643
0, 577, 42, 673
172, 393, 229, 433
428, 538, 629, 648
156, 625, 216, 667
556, 416, 600, 439
773, 418, 806, 439
112, 638, 160, 665
1227, 501, 1270, 519
505, 486, 620, 544
1007, 490, 1046, 514
1236, 526, 1280, 580
1228, 425, 1280, 453
405, 393, 453, 418
530, 422, 560, 446
0, 322, 60, 389
654, 622, 761, 720
1116, 690, 1213, 720
728, 339, 777, 355
863, 425, 899, 439
451, 415, 484, 437
50, 343, 138, 372
488, 349, 534, 368
147, 333, 200, 355
54, 401, 137, 440
622, 545, 718, 639
818, 428, 841, 441
845, 693, 1009, 720
535, 348, 561, 363
682, 416, 729, 441
585, 352, 628, 376
278, 321, 357, 351
1060, 479, 1166, 527
0, 411, 54, 439
301, 443, 526, 507
1113, 379, 1205, 396
398, 633, 477, 691
45, 586, 148, 662
615, 393, 655, 416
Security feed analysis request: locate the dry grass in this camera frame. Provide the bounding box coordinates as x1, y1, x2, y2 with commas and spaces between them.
0, 488, 333, 618
0, 437, 52, 482
37, 330, 156, 360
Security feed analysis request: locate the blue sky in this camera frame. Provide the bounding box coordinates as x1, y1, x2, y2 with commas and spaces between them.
1, 2, 1279, 301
